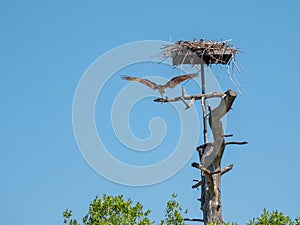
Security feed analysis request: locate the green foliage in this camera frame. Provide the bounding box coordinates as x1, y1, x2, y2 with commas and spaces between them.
62, 194, 188, 225
159, 193, 188, 225
62, 194, 153, 225
63, 195, 300, 225
62, 209, 80, 225
206, 209, 299, 225
247, 209, 300, 225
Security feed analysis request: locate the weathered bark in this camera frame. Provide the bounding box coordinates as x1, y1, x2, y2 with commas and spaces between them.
197, 89, 237, 224
153, 92, 225, 103
155, 89, 241, 224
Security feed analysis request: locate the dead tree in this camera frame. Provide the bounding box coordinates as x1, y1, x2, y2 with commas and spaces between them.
194, 89, 237, 223
157, 39, 247, 224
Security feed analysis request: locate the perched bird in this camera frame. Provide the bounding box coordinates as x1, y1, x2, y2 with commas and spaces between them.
121, 74, 198, 98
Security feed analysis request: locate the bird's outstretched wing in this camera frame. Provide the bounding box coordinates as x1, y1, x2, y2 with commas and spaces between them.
164, 74, 198, 89
121, 75, 158, 90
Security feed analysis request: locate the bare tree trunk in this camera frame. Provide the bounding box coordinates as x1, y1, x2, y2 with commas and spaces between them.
155, 89, 245, 224
193, 89, 237, 224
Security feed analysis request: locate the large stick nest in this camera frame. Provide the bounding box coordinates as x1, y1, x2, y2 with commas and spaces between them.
162, 39, 239, 65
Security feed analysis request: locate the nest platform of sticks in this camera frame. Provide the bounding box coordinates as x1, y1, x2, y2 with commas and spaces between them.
163, 39, 239, 65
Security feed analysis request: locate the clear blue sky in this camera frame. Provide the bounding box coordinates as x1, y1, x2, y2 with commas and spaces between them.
1, 1, 300, 224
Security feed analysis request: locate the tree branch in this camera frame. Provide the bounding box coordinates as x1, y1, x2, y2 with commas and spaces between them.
211, 164, 233, 175
191, 162, 212, 176
192, 180, 203, 189
184, 218, 204, 222
153, 91, 225, 103
192, 162, 214, 194
225, 141, 248, 146
210, 89, 237, 121
221, 164, 234, 175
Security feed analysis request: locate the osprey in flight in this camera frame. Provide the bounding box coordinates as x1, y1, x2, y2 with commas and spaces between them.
121, 74, 197, 97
